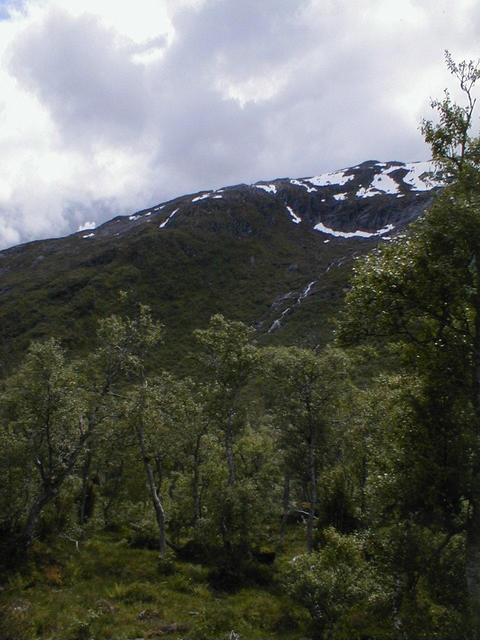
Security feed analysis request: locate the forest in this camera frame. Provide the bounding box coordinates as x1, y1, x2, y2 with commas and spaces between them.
1, 54, 480, 640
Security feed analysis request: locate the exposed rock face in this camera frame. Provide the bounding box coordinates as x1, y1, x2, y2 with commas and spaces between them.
75, 159, 441, 242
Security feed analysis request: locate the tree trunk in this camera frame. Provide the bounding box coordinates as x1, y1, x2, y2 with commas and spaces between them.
467, 497, 480, 639
307, 430, 317, 553
192, 437, 202, 524
102, 461, 124, 526
78, 449, 93, 525
22, 428, 90, 547
467, 255, 480, 639
225, 410, 236, 486
135, 420, 167, 556
145, 458, 167, 556
280, 472, 290, 546
22, 488, 56, 546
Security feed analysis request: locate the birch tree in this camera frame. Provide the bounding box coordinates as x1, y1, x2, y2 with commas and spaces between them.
340, 52, 480, 638
262, 346, 348, 552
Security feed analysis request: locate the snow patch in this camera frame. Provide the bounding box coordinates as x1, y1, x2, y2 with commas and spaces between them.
314, 222, 395, 239
371, 171, 399, 194
290, 179, 317, 193
82, 233, 95, 239
286, 205, 301, 224
306, 169, 354, 188
333, 193, 348, 201
401, 161, 444, 191
355, 186, 377, 198
254, 183, 277, 194
159, 208, 179, 229
193, 191, 224, 202
129, 214, 140, 221
356, 168, 399, 198
192, 193, 211, 202
353, 161, 442, 199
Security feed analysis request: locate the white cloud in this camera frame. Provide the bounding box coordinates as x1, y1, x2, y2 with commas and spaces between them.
77, 220, 95, 231
0, 0, 477, 248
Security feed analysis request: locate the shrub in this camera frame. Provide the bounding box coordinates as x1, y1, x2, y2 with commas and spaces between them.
284, 527, 388, 638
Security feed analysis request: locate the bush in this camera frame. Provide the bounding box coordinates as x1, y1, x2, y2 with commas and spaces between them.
284, 527, 388, 638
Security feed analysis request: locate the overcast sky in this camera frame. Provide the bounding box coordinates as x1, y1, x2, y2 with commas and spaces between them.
0, 0, 478, 248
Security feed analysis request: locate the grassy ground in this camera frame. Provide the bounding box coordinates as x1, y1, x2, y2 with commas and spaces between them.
0, 533, 311, 640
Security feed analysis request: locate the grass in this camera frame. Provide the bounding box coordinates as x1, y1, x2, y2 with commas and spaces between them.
0, 533, 311, 640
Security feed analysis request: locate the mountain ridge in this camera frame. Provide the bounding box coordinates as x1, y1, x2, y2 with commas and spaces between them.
69, 159, 442, 242
0, 160, 443, 373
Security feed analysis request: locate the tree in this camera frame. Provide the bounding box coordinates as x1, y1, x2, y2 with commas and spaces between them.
95, 306, 167, 553
124, 371, 206, 555
194, 315, 281, 565
194, 314, 258, 489
339, 52, 480, 637
157, 376, 209, 533
0, 304, 164, 555
0, 339, 87, 550
261, 346, 349, 552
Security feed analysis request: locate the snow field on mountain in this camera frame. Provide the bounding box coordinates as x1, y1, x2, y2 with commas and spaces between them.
254, 184, 277, 194
286, 206, 301, 224
159, 208, 179, 228
306, 169, 354, 187
314, 221, 394, 239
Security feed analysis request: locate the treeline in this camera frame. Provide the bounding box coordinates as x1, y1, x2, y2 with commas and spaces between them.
3, 54, 480, 639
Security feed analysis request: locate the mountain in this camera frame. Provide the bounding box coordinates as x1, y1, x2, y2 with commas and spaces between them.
0, 160, 443, 373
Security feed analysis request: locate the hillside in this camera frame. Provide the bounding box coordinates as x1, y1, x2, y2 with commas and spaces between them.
0, 160, 442, 372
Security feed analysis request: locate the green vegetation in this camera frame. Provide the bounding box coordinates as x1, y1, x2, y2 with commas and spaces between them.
2, 53, 480, 639
0, 195, 355, 376
0, 533, 310, 640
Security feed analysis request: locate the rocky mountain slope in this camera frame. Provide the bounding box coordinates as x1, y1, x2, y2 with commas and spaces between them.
0, 160, 443, 372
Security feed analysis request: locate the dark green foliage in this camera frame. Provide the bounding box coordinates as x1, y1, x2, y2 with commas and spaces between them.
337, 53, 480, 638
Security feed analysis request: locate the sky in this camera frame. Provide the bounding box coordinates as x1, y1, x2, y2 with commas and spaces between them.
0, 0, 478, 248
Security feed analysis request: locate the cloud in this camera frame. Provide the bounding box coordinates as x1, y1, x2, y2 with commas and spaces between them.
10, 9, 149, 146
77, 220, 96, 231
0, 0, 478, 247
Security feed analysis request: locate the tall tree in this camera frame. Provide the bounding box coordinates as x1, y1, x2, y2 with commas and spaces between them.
194, 315, 264, 555
194, 314, 257, 488
339, 52, 480, 637
97, 305, 166, 553
1, 339, 87, 549
261, 346, 348, 552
